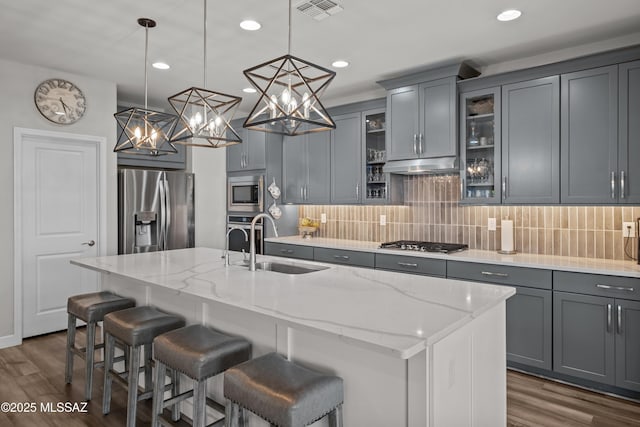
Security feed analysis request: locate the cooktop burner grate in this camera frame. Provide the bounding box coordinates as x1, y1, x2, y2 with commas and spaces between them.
379, 240, 468, 254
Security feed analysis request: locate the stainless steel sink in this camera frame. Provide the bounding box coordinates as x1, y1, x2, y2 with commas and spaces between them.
255, 261, 329, 275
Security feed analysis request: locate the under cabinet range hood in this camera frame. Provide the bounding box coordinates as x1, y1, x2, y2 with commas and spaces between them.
382, 157, 458, 175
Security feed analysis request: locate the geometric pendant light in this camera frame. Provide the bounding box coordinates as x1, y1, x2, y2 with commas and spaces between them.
168, 0, 242, 148
114, 18, 178, 156
242, 0, 336, 136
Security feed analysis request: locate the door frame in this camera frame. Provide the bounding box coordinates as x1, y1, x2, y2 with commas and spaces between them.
9, 127, 107, 348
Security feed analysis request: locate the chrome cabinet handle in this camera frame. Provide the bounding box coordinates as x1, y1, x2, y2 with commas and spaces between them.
333, 255, 350, 260
304, 186, 308, 201
611, 171, 616, 199
413, 134, 417, 155
617, 305, 622, 334
280, 249, 294, 254
300, 187, 304, 200
397, 262, 418, 268
502, 176, 507, 198
620, 170, 626, 199
607, 303, 612, 333
356, 183, 359, 200
241, 153, 245, 168
481, 271, 509, 278
596, 284, 635, 292
418, 134, 424, 155
81, 240, 95, 247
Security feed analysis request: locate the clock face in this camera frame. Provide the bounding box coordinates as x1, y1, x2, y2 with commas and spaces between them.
34, 78, 86, 124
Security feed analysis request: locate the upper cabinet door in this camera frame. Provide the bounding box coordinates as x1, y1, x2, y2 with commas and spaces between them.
226, 127, 246, 172
306, 131, 331, 204
245, 128, 266, 170
420, 77, 457, 158
502, 76, 560, 204
282, 135, 307, 204
386, 86, 420, 160
619, 60, 640, 204
331, 112, 362, 204
561, 65, 618, 204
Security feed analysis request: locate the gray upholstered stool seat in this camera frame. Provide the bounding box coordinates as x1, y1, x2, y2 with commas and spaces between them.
224, 352, 344, 427
65, 291, 135, 400
102, 306, 185, 427
151, 324, 251, 427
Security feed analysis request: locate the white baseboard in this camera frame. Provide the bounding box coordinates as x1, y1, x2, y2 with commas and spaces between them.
0, 333, 22, 349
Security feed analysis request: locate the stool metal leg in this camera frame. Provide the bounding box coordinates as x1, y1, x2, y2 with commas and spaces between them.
102, 333, 116, 415
151, 360, 166, 427
126, 344, 141, 427
193, 379, 207, 427
85, 321, 96, 401
65, 314, 76, 384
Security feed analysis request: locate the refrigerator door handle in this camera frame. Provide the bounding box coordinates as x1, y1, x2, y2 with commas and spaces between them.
164, 175, 172, 248
158, 179, 166, 251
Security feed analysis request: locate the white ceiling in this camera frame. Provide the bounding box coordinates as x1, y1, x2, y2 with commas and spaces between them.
2, 0, 640, 114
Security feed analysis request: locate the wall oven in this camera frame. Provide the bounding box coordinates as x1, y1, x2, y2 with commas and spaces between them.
227, 175, 264, 213
227, 215, 262, 255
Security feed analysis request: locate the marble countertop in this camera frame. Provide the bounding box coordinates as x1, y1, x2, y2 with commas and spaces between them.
265, 236, 640, 278
71, 248, 514, 359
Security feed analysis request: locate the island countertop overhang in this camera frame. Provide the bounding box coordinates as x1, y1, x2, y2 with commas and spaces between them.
71, 247, 514, 359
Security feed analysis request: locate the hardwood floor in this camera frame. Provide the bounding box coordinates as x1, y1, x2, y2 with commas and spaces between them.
0, 330, 639, 426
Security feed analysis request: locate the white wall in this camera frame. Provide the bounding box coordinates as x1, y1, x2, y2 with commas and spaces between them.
0, 58, 117, 342
191, 145, 227, 249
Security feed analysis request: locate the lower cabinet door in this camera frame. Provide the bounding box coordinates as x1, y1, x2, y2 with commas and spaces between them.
616, 299, 640, 391
553, 292, 615, 384
506, 286, 552, 370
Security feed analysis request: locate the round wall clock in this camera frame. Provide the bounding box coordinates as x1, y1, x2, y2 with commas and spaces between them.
34, 78, 86, 124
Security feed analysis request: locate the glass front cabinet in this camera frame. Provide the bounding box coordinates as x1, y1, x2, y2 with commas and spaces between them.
363, 108, 395, 204
460, 87, 501, 204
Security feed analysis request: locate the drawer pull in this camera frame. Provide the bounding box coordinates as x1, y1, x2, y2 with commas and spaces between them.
334, 255, 350, 260
481, 271, 509, 278
595, 284, 634, 292
397, 262, 418, 268
280, 249, 294, 254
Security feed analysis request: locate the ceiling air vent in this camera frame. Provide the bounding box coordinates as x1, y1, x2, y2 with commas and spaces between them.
295, 0, 343, 21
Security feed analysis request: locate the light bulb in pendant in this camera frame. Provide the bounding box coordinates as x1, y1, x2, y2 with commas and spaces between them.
302, 92, 310, 119
195, 111, 202, 125
134, 126, 142, 141
269, 95, 278, 119
281, 87, 291, 106
150, 129, 158, 148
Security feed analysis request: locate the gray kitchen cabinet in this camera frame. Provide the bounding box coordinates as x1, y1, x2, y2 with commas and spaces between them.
553, 271, 640, 391
264, 242, 313, 260
386, 77, 457, 161
226, 122, 266, 172
313, 247, 375, 268
560, 65, 618, 204
331, 112, 362, 204
282, 128, 331, 204
447, 261, 552, 370
459, 87, 502, 204
502, 76, 560, 204
619, 60, 640, 204
375, 253, 446, 277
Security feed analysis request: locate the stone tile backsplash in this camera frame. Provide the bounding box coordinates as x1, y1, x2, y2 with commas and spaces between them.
299, 175, 640, 261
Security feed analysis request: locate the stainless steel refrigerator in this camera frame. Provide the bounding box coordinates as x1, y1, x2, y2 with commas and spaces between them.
118, 168, 195, 254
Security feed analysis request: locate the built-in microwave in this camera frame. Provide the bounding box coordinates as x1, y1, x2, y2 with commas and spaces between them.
227, 175, 264, 213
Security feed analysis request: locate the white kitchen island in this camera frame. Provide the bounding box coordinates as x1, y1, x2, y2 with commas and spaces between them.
71, 248, 515, 427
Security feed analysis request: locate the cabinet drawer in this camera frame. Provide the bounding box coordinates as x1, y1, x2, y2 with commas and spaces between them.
264, 242, 313, 260
313, 248, 375, 268
375, 254, 446, 277
447, 261, 552, 289
553, 271, 640, 301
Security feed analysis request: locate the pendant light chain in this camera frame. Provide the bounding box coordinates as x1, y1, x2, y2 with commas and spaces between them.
203, 0, 207, 87
144, 23, 149, 110
287, 0, 292, 55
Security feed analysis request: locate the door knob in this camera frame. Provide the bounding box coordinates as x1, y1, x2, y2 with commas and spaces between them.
82, 240, 95, 247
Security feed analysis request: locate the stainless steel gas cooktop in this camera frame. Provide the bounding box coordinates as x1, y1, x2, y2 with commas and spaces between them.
379, 240, 468, 254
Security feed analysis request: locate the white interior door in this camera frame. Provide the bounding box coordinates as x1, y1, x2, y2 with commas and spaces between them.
18, 130, 102, 337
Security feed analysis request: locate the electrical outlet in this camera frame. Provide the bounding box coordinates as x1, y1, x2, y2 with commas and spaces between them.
488, 218, 497, 231
623, 222, 636, 238
380, 214, 387, 226
320, 213, 327, 224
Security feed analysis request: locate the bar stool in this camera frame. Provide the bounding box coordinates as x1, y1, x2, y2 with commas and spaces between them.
151, 324, 251, 427
66, 291, 136, 400
224, 352, 344, 427
102, 306, 185, 427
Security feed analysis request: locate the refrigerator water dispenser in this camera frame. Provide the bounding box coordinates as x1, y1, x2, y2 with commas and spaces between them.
135, 211, 157, 252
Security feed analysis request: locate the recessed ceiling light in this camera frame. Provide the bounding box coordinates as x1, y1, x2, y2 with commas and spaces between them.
332, 60, 349, 68
152, 62, 170, 70
243, 87, 257, 94
240, 20, 261, 31
497, 9, 522, 22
